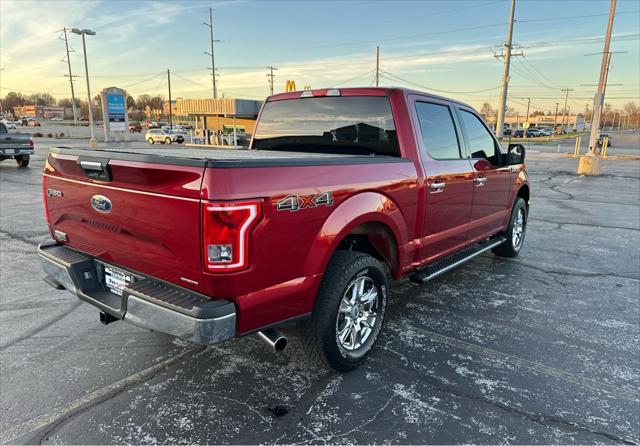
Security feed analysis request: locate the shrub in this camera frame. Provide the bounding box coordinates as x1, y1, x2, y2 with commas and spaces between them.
33, 132, 43, 137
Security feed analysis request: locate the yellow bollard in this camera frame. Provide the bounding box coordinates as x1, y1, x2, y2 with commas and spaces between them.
601, 137, 609, 159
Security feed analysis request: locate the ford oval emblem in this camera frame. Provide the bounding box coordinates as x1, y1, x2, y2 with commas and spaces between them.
91, 195, 112, 214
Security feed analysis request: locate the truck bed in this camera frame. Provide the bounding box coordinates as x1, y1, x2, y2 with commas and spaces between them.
50, 146, 407, 168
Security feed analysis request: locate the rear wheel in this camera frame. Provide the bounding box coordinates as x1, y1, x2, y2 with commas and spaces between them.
300, 251, 388, 372
147, 138, 154, 145
165, 137, 172, 144
492, 197, 527, 258
15, 155, 29, 167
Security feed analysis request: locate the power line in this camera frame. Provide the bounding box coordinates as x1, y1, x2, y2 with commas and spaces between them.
122, 71, 166, 89
331, 70, 375, 87
381, 70, 501, 94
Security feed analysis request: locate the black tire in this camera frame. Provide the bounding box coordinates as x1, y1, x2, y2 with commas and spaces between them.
147, 138, 154, 145
165, 137, 172, 144
492, 197, 527, 258
300, 251, 389, 372
15, 155, 29, 167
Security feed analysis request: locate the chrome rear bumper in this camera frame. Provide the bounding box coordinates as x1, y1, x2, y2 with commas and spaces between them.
37, 240, 236, 345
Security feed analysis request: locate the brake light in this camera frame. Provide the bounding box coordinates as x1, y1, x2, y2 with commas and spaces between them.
29, 138, 34, 147
202, 200, 261, 272
300, 89, 340, 98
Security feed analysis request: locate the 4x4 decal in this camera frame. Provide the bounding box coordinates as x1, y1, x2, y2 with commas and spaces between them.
277, 191, 334, 212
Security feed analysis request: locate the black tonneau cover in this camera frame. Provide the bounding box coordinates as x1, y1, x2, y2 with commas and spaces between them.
50, 147, 410, 168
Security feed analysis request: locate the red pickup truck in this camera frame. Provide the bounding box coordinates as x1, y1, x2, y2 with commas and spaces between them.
38, 88, 529, 371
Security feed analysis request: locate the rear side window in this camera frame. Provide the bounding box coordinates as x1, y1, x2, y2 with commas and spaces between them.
252, 96, 399, 156
459, 110, 500, 165
415, 102, 461, 160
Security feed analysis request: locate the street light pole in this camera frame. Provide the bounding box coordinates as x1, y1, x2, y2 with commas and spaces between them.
72, 28, 97, 148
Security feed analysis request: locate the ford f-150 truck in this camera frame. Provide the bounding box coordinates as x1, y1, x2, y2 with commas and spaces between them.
0, 122, 34, 167
38, 88, 529, 371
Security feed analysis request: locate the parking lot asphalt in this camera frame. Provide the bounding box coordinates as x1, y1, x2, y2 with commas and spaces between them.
1, 135, 639, 444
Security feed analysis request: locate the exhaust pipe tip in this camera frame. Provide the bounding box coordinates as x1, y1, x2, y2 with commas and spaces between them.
257, 328, 287, 352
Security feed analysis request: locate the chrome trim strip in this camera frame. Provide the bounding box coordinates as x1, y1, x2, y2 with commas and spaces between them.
42, 174, 201, 202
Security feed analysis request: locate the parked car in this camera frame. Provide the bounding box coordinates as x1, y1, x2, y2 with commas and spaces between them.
222, 133, 251, 146
145, 129, 183, 144
128, 122, 142, 133
0, 122, 34, 167
597, 133, 612, 147
538, 128, 554, 136
1, 120, 16, 130
27, 120, 41, 127
503, 128, 512, 136
50, 116, 64, 121
37, 87, 529, 372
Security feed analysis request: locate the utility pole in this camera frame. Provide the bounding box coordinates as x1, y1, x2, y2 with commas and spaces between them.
167, 69, 172, 130
266, 66, 277, 96
523, 98, 530, 140
587, 0, 617, 155
203, 8, 219, 99
561, 88, 573, 130
71, 28, 97, 148
494, 0, 522, 138
375, 46, 380, 87
61, 28, 78, 125
553, 102, 559, 130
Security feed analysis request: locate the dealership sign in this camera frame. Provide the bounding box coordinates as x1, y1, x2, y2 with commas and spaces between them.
100, 87, 129, 140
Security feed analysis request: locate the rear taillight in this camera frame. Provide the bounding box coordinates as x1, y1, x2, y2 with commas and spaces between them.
202, 200, 261, 272
29, 138, 34, 147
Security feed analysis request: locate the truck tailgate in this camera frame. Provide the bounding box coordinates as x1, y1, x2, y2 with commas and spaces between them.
43, 150, 207, 292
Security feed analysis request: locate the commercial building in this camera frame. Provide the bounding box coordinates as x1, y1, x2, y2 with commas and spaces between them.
176, 98, 263, 136
487, 114, 586, 132
11, 105, 65, 119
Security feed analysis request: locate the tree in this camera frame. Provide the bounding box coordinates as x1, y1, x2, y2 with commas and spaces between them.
480, 102, 495, 117
505, 107, 516, 117
2, 91, 27, 110
530, 110, 545, 117
126, 95, 136, 110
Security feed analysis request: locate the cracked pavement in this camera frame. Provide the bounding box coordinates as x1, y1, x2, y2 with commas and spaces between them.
1, 133, 639, 444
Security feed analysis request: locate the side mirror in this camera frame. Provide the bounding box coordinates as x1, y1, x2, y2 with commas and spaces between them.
508, 143, 525, 165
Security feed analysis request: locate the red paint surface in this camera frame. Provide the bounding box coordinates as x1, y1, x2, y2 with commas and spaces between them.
42, 88, 528, 334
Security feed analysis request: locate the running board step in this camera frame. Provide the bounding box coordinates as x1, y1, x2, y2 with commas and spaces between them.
409, 236, 507, 284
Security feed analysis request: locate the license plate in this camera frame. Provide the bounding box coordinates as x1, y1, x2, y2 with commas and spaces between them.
103, 265, 135, 296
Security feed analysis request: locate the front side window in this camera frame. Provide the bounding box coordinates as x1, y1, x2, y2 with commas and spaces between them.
415, 102, 461, 160
252, 96, 399, 156
459, 110, 501, 165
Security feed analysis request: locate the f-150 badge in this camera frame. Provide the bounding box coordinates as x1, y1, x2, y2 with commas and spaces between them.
277, 191, 333, 212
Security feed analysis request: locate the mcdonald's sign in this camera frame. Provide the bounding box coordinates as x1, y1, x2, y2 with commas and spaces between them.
285, 80, 297, 92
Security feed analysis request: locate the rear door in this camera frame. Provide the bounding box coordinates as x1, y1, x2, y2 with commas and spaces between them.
43, 149, 207, 293
411, 97, 475, 264
456, 107, 512, 244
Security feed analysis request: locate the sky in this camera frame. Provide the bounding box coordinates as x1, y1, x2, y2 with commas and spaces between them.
0, 0, 639, 114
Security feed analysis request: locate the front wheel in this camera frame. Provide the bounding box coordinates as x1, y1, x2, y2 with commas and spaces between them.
492, 197, 527, 257
300, 251, 388, 372
147, 138, 154, 145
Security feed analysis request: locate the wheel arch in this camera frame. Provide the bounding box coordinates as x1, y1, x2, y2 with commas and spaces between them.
306, 191, 410, 280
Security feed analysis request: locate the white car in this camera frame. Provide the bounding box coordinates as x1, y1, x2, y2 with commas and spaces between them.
538, 128, 554, 136
145, 129, 184, 144
50, 116, 64, 121
1, 121, 16, 130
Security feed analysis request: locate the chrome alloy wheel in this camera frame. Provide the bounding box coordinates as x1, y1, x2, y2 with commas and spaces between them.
512, 207, 525, 249
336, 275, 380, 351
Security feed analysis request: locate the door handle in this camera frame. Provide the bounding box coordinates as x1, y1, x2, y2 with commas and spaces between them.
429, 181, 446, 193
475, 177, 487, 187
